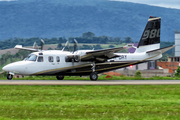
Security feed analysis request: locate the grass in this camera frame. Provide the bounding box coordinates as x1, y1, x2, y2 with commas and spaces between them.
0, 85, 180, 119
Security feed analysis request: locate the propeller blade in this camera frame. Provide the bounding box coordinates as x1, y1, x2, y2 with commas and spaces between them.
33, 42, 38, 49
62, 40, 69, 51
41, 39, 45, 50
73, 39, 78, 53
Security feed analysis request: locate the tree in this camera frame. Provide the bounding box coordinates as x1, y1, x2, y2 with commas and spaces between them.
81, 45, 93, 50
124, 37, 133, 43
98, 36, 108, 44
109, 45, 115, 48
57, 43, 63, 50
114, 37, 122, 44
175, 66, 180, 77
82, 32, 95, 39
159, 54, 168, 61
135, 70, 142, 77
93, 44, 102, 50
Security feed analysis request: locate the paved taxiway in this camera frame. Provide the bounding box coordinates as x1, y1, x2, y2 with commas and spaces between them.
0, 80, 180, 85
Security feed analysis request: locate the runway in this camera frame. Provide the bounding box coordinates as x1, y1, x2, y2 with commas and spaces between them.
0, 80, 180, 85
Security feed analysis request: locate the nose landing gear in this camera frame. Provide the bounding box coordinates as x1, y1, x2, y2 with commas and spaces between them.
56, 75, 64, 80
7, 74, 13, 80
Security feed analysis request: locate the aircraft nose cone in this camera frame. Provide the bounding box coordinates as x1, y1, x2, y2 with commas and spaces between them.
2, 63, 17, 72
2, 61, 27, 75
2, 65, 9, 71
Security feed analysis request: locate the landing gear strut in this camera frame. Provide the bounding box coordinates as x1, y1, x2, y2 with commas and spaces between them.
56, 75, 64, 80
7, 74, 13, 80
90, 62, 98, 81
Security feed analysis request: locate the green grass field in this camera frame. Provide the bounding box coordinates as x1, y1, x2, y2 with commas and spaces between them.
0, 85, 180, 119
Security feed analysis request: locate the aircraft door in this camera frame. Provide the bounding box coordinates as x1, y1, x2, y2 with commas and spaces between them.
36, 56, 45, 72
47, 56, 56, 70
54, 56, 62, 69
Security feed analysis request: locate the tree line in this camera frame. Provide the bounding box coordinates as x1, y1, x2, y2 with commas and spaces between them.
0, 31, 175, 56
0, 32, 134, 50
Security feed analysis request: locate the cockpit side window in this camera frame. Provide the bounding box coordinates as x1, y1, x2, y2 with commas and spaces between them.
48, 56, 54, 62
56, 56, 60, 62
26, 54, 37, 61
37, 56, 44, 62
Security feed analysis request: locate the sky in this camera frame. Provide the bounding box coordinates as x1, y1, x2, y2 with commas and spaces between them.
110, 0, 180, 9
0, 0, 17, 1
0, 0, 180, 9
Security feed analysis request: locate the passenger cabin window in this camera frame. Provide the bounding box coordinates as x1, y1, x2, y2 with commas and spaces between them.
56, 56, 60, 62
48, 56, 54, 62
37, 56, 44, 62
26, 54, 37, 61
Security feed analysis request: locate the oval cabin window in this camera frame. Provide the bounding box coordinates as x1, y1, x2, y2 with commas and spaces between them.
48, 56, 54, 62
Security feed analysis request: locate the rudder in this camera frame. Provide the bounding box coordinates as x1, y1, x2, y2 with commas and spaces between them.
135, 16, 161, 53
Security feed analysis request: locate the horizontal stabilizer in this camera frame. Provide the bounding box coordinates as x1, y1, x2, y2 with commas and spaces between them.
14, 45, 39, 52
146, 45, 175, 54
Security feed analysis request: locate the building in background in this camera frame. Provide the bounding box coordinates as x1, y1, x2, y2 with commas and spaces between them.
175, 30, 180, 57
157, 30, 180, 73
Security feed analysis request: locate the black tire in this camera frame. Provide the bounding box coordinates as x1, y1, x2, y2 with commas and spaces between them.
7, 74, 13, 80
90, 72, 98, 81
56, 75, 64, 80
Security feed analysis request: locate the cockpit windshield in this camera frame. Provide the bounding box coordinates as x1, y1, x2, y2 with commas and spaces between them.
25, 54, 37, 61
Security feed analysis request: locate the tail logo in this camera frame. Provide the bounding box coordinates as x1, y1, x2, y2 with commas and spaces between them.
142, 28, 160, 40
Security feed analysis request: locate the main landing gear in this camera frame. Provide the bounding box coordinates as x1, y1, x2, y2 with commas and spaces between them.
7, 74, 13, 80
90, 63, 98, 81
56, 75, 64, 80
90, 72, 98, 81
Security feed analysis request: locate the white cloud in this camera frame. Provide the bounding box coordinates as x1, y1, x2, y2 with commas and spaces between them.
109, 0, 180, 9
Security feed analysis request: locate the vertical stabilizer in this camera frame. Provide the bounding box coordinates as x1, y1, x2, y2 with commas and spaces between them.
135, 16, 161, 53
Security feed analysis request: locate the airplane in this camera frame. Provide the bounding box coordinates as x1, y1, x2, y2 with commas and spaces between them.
2, 16, 175, 81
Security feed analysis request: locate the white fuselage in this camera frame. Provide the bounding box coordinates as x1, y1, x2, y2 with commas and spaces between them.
2, 48, 162, 76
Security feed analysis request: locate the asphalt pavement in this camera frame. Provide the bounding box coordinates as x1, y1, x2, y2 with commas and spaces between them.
0, 80, 180, 85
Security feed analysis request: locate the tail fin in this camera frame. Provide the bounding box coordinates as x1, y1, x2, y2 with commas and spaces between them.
135, 16, 161, 53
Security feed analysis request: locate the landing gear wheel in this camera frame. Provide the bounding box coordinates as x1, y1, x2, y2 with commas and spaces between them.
7, 74, 13, 80
90, 72, 98, 81
56, 75, 64, 80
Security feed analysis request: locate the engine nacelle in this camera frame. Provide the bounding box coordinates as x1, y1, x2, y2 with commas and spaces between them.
65, 55, 80, 62
74, 55, 80, 62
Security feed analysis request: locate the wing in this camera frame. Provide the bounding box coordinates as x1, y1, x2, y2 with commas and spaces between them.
14, 45, 39, 52
80, 47, 124, 62
14, 40, 44, 52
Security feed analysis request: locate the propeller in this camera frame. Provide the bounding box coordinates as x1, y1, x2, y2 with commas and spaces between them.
62, 40, 71, 51
40, 39, 45, 50
73, 39, 78, 53
33, 42, 38, 49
